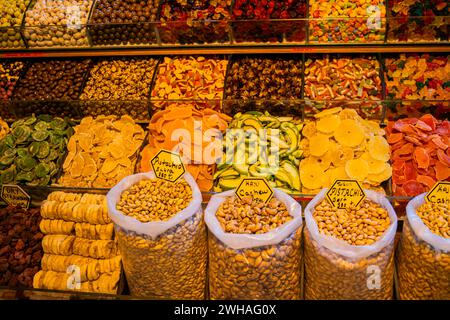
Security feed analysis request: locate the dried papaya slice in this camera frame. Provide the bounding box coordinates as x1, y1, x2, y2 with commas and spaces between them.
368, 136, 390, 162
300, 163, 325, 190
345, 158, 369, 181
419, 114, 437, 131
404, 162, 417, 181
334, 119, 364, 147
309, 134, 330, 157
413, 147, 430, 169
316, 115, 341, 134
416, 175, 436, 189
403, 180, 425, 196
361, 152, 386, 175
435, 161, 450, 180
387, 133, 403, 144
314, 107, 342, 119
437, 149, 450, 166
431, 136, 448, 150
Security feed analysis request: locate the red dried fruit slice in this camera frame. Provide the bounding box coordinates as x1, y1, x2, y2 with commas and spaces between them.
415, 120, 432, 132
436, 120, 450, 136
414, 147, 430, 169
386, 122, 394, 134
403, 180, 424, 196
391, 140, 405, 151
395, 186, 407, 196
396, 143, 414, 155
417, 175, 436, 189
437, 149, 450, 166
392, 159, 406, 171
393, 122, 415, 134
435, 161, 450, 180
387, 133, 403, 144
404, 136, 423, 146
419, 114, 437, 131
404, 162, 417, 181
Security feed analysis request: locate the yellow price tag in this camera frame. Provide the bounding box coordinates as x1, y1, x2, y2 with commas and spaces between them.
426, 181, 450, 205
235, 178, 274, 203
1, 185, 31, 209
326, 179, 366, 209
150, 150, 186, 183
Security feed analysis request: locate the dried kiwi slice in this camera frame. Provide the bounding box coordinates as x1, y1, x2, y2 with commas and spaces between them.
0, 155, 15, 166
11, 119, 25, 129
32, 130, 49, 142
0, 165, 16, 184
34, 121, 50, 131
28, 175, 50, 186
37, 141, 50, 158
49, 134, 63, 146
12, 126, 31, 144
4, 135, 16, 148
4, 148, 16, 157
23, 115, 37, 126
16, 170, 35, 182
35, 162, 51, 178
17, 156, 37, 172
16, 148, 29, 158
28, 141, 40, 157
50, 118, 67, 131
45, 149, 59, 162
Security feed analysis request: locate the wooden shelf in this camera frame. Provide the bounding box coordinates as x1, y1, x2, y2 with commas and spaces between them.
1, 44, 449, 58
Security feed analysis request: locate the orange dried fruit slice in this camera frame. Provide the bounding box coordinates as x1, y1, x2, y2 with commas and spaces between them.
314, 107, 342, 119
361, 152, 386, 175
368, 136, 390, 162
316, 115, 341, 134
345, 158, 369, 181
101, 159, 118, 174
70, 153, 85, 178
339, 109, 360, 120
327, 166, 349, 186
334, 119, 365, 147
331, 147, 354, 167
67, 138, 77, 153
300, 163, 325, 190
81, 155, 97, 177
302, 122, 317, 139
413, 147, 430, 169
309, 134, 330, 157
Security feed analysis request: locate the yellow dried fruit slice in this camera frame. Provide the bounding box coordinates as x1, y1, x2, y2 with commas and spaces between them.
300, 163, 325, 190
302, 122, 317, 139
361, 152, 386, 175
67, 138, 77, 153
368, 136, 390, 162
316, 115, 341, 134
363, 120, 385, 136
367, 164, 392, 184
331, 147, 354, 167
339, 109, 360, 120
309, 134, 330, 157
109, 142, 127, 160
345, 158, 369, 181
77, 133, 93, 152
70, 153, 85, 178
63, 152, 75, 171
101, 159, 118, 174
117, 157, 131, 168
334, 119, 365, 147
327, 166, 349, 186
314, 107, 342, 119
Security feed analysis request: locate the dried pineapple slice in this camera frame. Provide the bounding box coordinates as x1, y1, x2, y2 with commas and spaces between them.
330, 146, 354, 167
314, 107, 342, 119
334, 119, 365, 147
361, 152, 386, 175
316, 115, 341, 134
367, 164, 392, 184
345, 158, 369, 181
309, 134, 330, 157
327, 166, 349, 186
302, 122, 317, 139
339, 109, 360, 120
300, 163, 325, 190
368, 136, 390, 162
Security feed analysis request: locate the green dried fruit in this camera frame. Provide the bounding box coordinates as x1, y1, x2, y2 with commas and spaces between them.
12, 125, 31, 144
17, 156, 37, 172
16, 170, 35, 182
37, 141, 50, 158
35, 163, 50, 178
32, 130, 49, 141
34, 121, 50, 131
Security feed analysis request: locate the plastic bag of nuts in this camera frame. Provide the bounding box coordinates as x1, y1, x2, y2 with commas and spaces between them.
205, 190, 303, 300
304, 189, 398, 300
106, 171, 206, 299
397, 194, 450, 300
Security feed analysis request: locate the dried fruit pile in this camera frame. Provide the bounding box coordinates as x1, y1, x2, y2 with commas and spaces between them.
59, 115, 145, 188
0, 117, 10, 140
0, 61, 24, 101
300, 108, 391, 194
0, 115, 73, 186
140, 104, 230, 192
387, 114, 450, 196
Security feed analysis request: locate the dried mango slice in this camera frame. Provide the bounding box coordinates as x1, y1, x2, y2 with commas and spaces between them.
368, 136, 390, 162
334, 119, 364, 147
316, 115, 341, 134
300, 163, 325, 190
314, 107, 342, 119
361, 152, 386, 175
345, 158, 369, 181
309, 134, 330, 157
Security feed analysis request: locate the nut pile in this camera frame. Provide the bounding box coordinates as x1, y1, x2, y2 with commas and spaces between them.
313, 198, 391, 246
34, 191, 122, 294
397, 220, 450, 300
0, 61, 24, 102
0, 0, 28, 48
216, 196, 292, 234
24, 0, 94, 48
416, 202, 450, 239
80, 58, 158, 120
116, 179, 193, 222
150, 56, 228, 111
89, 0, 158, 46
0, 206, 43, 288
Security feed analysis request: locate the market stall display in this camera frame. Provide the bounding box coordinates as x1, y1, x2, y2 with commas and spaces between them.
0, 115, 73, 186
159, 0, 231, 45
79, 58, 158, 120
0, 118, 9, 140
0, 61, 24, 102
205, 190, 302, 299
33, 191, 122, 294
387, 114, 450, 197
107, 172, 206, 299
397, 194, 450, 299
58, 115, 145, 188
0, 206, 43, 288
0, 0, 28, 49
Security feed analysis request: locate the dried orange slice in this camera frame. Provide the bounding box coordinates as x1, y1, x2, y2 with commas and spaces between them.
302, 122, 317, 139
316, 115, 341, 134
334, 119, 365, 147
330, 146, 354, 167
300, 163, 325, 190
368, 136, 390, 162
361, 152, 386, 175
314, 107, 342, 119
345, 158, 369, 181
309, 134, 330, 157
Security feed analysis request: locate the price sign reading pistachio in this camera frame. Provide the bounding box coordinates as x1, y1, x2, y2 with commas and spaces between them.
326, 179, 366, 209
150, 150, 186, 183
426, 181, 450, 205
235, 177, 274, 203
1, 185, 31, 209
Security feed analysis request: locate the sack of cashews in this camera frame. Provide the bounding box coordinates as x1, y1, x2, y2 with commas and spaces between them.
205, 189, 303, 300
304, 189, 398, 300
107, 171, 207, 299
397, 194, 450, 300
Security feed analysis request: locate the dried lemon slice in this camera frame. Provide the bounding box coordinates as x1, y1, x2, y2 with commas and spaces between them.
302, 122, 317, 139
334, 119, 365, 147
345, 158, 369, 181
309, 134, 330, 157
368, 136, 390, 162
316, 115, 341, 134
300, 163, 325, 190
361, 152, 386, 175
314, 107, 342, 119
367, 164, 392, 184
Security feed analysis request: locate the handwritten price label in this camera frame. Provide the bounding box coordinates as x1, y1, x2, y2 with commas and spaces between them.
426, 181, 449, 205
326, 180, 366, 209
1, 185, 31, 209
235, 178, 274, 203
150, 150, 186, 183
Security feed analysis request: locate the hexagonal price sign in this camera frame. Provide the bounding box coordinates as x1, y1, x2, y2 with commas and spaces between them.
235, 177, 274, 203
326, 179, 366, 209
426, 181, 450, 205
1, 184, 31, 209
150, 149, 186, 183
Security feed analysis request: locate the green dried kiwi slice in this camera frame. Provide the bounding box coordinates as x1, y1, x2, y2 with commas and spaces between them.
4, 148, 16, 157
17, 148, 30, 158
28, 175, 50, 186
0, 154, 15, 166
4, 135, 16, 148
37, 141, 50, 158
37, 114, 53, 123
16, 170, 35, 182
0, 165, 16, 184
48, 161, 58, 177
24, 115, 37, 126
32, 130, 50, 142
34, 121, 50, 131
29, 141, 40, 157
49, 134, 63, 146
17, 156, 37, 172
45, 149, 59, 162
11, 119, 25, 129
35, 162, 51, 178
12, 126, 31, 144
50, 118, 67, 131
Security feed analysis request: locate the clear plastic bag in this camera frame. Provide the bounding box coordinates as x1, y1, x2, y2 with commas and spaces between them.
304, 189, 397, 300
205, 189, 303, 300
397, 193, 450, 300
106, 171, 207, 299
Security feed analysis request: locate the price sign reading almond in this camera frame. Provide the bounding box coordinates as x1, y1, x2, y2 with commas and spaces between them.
236, 178, 274, 203
326, 179, 366, 209
150, 150, 186, 183
426, 181, 450, 205
1, 185, 31, 209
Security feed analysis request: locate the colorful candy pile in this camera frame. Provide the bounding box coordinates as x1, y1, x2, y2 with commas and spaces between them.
387, 114, 450, 196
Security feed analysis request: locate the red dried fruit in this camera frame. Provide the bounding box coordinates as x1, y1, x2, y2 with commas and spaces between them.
413, 147, 430, 169
403, 180, 424, 196
417, 175, 436, 189
415, 120, 433, 132
387, 132, 403, 144
419, 114, 437, 131
404, 162, 417, 181
404, 135, 423, 146
435, 161, 450, 180
437, 149, 450, 166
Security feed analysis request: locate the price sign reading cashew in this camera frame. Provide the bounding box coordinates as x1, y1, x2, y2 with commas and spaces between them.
326, 180, 366, 209
150, 150, 186, 183
1, 184, 31, 209
235, 178, 274, 203
426, 181, 450, 205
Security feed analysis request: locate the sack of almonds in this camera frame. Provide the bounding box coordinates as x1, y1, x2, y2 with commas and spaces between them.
397, 193, 450, 300
205, 189, 303, 300
107, 171, 206, 299
304, 189, 397, 300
